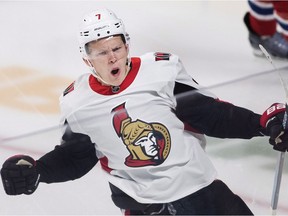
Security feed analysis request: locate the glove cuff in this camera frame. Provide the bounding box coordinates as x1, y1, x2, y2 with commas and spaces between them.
260, 103, 286, 128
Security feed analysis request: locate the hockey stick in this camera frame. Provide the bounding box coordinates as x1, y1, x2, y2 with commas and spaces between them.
259, 44, 287, 215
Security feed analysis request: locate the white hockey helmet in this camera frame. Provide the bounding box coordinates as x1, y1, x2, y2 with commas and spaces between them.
78, 8, 130, 57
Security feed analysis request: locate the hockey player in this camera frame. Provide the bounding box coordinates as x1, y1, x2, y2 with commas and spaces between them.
2, 8, 288, 215
244, 0, 288, 58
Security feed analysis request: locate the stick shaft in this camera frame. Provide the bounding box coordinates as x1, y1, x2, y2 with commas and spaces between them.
271, 151, 285, 210
259, 44, 286, 214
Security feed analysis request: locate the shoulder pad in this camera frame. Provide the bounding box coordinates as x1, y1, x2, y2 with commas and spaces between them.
63, 81, 75, 96
154, 52, 171, 61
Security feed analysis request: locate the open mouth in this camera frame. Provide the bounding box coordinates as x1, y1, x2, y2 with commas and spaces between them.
111, 68, 120, 75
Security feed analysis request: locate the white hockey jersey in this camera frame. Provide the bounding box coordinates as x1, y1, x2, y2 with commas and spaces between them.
59, 52, 217, 203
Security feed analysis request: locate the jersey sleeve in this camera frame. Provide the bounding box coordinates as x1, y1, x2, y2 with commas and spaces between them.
174, 83, 264, 139
174, 68, 265, 139
171, 54, 265, 138
36, 123, 98, 183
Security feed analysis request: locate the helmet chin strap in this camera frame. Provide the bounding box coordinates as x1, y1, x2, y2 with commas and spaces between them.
86, 59, 131, 93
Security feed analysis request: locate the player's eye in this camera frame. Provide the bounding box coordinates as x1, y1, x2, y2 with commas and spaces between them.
112, 46, 122, 52
98, 50, 109, 56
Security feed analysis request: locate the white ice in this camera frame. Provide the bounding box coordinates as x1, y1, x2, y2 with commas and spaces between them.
0, 1, 288, 215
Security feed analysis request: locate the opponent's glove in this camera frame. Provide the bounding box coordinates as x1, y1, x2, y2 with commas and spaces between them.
260, 103, 288, 152
1, 155, 40, 195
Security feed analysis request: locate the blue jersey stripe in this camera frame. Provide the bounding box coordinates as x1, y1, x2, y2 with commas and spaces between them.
248, 0, 274, 16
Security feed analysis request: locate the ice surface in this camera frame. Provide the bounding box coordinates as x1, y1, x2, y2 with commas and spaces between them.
0, 1, 288, 215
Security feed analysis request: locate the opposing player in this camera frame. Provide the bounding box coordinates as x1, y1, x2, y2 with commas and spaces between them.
244, 0, 288, 58
2, 8, 288, 215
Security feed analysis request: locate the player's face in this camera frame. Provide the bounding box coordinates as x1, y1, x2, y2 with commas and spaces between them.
134, 132, 158, 157
86, 36, 129, 86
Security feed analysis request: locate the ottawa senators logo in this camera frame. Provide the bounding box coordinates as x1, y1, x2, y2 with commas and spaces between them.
111, 103, 171, 167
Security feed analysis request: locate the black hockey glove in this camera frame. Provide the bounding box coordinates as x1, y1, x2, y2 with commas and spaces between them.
1, 155, 40, 195
260, 103, 288, 152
